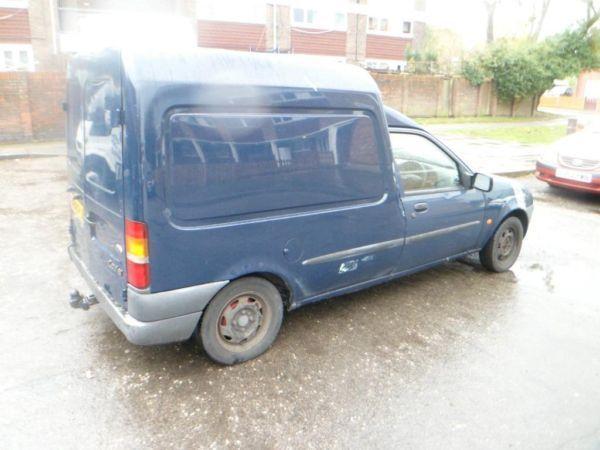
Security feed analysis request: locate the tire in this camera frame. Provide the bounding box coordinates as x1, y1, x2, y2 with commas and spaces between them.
479, 216, 524, 272
197, 277, 284, 365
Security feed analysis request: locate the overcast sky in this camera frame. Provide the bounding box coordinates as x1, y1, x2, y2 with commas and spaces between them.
422, 0, 589, 48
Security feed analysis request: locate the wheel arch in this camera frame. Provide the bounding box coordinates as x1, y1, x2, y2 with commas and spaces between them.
503, 208, 529, 235
225, 272, 294, 310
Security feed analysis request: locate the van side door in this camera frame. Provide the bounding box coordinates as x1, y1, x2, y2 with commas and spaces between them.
390, 129, 485, 270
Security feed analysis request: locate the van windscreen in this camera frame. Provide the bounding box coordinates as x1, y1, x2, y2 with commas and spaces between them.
166, 112, 384, 222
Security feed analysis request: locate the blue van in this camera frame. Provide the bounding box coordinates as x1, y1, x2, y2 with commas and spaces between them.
68, 49, 533, 364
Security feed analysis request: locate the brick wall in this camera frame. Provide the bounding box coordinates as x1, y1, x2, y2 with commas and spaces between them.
365, 35, 410, 60
372, 72, 537, 118
0, 7, 30, 42
0, 71, 65, 143
291, 29, 346, 56
0, 70, 538, 143
198, 20, 267, 52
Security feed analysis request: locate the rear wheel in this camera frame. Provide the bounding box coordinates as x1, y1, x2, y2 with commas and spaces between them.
197, 277, 283, 365
479, 216, 524, 272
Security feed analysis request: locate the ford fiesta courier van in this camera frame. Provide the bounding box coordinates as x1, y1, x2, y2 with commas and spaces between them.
67, 49, 533, 364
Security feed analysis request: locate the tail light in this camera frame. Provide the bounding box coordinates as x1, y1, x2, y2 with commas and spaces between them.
125, 219, 150, 289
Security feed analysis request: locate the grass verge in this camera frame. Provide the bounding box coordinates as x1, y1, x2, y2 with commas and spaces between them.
416, 114, 556, 125
445, 125, 566, 145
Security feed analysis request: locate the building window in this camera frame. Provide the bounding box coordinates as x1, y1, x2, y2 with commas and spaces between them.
368, 17, 377, 31
293, 7, 316, 25
3, 51, 12, 68
403, 21, 412, 33
0, 45, 33, 71
369, 16, 391, 32
293, 7, 304, 23
335, 12, 345, 26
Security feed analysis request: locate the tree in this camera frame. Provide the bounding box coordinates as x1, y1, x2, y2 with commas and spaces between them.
462, 22, 599, 105
581, 0, 600, 31
526, 0, 553, 41
484, 0, 502, 43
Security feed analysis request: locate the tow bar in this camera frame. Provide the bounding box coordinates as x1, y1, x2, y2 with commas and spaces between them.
69, 289, 98, 310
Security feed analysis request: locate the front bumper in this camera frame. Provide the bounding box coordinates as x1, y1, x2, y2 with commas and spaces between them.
68, 246, 227, 345
536, 163, 600, 194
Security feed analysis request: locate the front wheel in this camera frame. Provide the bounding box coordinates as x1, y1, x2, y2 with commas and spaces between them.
197, 277, 283, 365
479, 216, 524, 272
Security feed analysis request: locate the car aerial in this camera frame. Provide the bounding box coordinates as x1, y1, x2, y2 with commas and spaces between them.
536, 123, 600, 194
67, 48, 534, 365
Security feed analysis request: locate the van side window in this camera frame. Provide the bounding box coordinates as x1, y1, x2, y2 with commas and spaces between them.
167, 113, 384, 221
390, 132, 460, 193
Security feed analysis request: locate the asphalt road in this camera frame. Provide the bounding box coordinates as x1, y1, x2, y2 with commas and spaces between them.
1, 156, 599, 449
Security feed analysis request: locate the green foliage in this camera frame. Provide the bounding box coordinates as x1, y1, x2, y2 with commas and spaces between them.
461, 59, 488, 86
405, 47, 438, 74
462, 25, 600, 102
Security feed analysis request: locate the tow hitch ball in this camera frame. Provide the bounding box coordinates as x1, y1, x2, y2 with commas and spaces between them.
69, 289, 98, 310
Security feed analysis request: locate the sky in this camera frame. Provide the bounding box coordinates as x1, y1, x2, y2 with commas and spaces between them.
423, 0, 590, 49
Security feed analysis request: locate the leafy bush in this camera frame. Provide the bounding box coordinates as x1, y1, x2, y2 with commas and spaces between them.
462, 26, 599, 101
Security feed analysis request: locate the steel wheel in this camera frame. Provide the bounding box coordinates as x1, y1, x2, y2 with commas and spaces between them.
217, 294, 270, 348
198, 277, 283, 365
480, 216, 524, 272
496, 228, 516, 261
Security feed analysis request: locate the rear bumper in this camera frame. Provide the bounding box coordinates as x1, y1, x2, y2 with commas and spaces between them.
68, 246, 227, 345
535, 163, 600, 194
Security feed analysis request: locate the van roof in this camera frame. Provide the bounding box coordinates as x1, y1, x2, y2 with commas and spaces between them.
119, 48, 380, 94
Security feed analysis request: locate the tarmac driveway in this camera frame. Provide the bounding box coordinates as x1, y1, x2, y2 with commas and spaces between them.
1, 156, 599, 449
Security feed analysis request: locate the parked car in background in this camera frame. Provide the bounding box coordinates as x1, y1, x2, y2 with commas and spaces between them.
536, 124, 600, 194
545, 84, 574, 97
68, 48, 534, 365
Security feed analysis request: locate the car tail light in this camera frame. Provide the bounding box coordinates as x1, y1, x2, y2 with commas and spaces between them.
125, 219, 150, 289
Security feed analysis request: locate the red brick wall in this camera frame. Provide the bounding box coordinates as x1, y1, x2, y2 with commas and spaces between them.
0, 70, 539, 143
0, 72, 65, 142
366, 35, 410, 60
27, 72, 65, 139
291, 28, 346, 56
372, 72, 535, 118
198, 20, 266, 52
0, 7, 30, 43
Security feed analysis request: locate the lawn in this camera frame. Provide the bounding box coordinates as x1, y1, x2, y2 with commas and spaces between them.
446, 125, 566, 145
416, 114, 556, 125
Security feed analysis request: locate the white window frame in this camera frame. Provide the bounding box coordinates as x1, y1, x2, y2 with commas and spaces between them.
291, 7, 317, 26
367, 16, 414, 37
0, 44, 34, 72
291, 3, 346, 31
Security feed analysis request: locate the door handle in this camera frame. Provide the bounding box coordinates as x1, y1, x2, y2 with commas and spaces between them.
414, 202, 428, 213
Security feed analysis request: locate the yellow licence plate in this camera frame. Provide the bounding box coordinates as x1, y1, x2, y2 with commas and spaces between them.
71, 198, 84, 221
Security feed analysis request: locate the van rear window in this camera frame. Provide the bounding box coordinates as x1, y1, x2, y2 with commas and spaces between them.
166, 113, 384, 222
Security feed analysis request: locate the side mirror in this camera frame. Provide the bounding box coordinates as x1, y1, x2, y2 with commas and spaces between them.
472, 173, 493, 192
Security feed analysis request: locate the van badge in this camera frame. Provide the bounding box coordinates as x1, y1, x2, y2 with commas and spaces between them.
339, 260, 358, 274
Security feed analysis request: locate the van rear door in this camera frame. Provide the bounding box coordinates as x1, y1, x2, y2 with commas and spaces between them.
68, 57, 127, 305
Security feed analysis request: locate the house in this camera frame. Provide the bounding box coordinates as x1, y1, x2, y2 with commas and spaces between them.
0, 0, 426, 72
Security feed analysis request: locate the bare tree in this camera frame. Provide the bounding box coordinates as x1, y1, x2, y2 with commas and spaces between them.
581, 0, 600, 31
527, 0, 552, 41
484, 0, 502, 43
